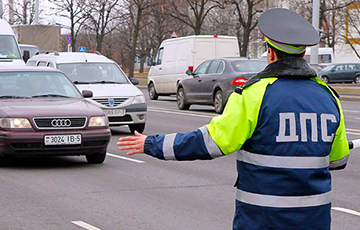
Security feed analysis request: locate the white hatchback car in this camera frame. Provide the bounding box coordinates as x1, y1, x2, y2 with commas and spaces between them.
27, 51, 147, 133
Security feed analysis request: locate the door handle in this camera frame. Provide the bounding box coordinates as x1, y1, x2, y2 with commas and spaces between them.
159, 68, 162, 70
212, 79, 217, 82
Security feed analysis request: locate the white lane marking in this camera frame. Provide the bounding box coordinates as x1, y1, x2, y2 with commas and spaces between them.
148, 107, 215, 118
107, 153, 145, 164
343, 110, 360, 113
332, 207, 360, 217
71, 221, 103, 230
346, 132, 360, 136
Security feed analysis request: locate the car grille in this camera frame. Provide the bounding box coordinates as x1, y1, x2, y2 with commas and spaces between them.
33, 117, 87, 129
92, 98, 128, 107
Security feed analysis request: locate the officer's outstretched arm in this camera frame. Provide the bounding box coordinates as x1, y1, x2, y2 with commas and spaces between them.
126, 78, 275, 161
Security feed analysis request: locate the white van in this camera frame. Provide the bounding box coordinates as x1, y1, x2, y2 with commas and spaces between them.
0, 19, 25, 67
147, 35, 240, 99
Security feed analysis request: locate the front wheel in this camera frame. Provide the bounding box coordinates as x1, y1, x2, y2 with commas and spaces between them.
86, 150, 107, 164
354, 76, 360, 84
129, 123, 145, 134
321, 76, 329, 84
214, 90, 225, 114
177, 87, 190, 110
148, 83, 158, 100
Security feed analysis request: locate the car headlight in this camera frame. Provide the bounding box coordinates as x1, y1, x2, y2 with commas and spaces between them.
89, 116, 108, 127
132, 95, 146, 104
0, 118, 32, 129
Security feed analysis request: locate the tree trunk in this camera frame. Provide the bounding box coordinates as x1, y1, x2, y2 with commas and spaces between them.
139, 56, 145, 73
128, 6, 142, 79
241, 27, 251, 57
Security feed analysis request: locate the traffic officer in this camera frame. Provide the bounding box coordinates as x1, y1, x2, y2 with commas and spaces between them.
117, 8, 349, 230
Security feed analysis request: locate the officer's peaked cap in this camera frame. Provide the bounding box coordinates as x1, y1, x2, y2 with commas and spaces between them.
258, 8, 320, 54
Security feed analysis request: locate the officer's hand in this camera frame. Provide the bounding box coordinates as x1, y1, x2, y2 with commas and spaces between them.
117, 131, 147, 155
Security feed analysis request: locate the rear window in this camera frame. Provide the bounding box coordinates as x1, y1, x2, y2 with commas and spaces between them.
231, 60, 267, 73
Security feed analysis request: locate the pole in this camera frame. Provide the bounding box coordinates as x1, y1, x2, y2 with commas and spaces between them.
0, 0, 3, 19
35, 0, 39, 24
310, 0, 320, 73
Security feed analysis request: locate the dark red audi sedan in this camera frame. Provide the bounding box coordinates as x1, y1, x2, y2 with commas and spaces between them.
0, 67, 111, 164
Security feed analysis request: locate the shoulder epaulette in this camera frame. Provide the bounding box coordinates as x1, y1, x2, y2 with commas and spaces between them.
235, 77, 260, 95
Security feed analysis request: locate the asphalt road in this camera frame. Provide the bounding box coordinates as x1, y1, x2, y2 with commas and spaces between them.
0, 88, 359, 230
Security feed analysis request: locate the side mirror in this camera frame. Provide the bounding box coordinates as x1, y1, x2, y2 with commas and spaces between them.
147, 58, 154, 66
130, 78, 139, 85
186, 69, 193, 75
82, 90, 93, 98
23, 50, 30, 63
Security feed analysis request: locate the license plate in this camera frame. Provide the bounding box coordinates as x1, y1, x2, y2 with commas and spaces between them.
44, 134, 82, 145
103, 109, 125, 116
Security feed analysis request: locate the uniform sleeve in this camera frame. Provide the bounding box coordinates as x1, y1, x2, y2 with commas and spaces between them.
143, 78, 276, 161
329, 100, 349, 170
207, 78, 276, 155
311, 77, 349, 170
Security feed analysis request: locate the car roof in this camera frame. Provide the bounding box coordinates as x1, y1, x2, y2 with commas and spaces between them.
0, 66, 63, 73
208, 57, 267, 62
19, 44, 40, 48
29, 52, 113, 64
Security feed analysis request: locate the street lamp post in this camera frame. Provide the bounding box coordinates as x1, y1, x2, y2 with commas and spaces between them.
310, 0, 320, 72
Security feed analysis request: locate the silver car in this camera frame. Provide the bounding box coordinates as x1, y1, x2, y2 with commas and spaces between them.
27, 52, 147, 133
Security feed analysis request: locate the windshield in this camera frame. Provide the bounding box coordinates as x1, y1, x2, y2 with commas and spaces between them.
0, 35, 21, 59
0, 72, 82, 98
231, 60, 267, 73
57, 63, 130, 84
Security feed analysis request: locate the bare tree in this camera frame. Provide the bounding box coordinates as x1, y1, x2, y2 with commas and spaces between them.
10, 0, 44, 24
85, 0, 124, 53
230, 0, 264, 57
167, 0, 222, 35
49, 0, 88, 51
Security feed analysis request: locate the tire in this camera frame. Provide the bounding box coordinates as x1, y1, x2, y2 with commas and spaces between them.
129, 123, 145, 134
177, 87, 190, 110
214, 90, 225, 114
354, 76, 360, 84
148, 83, 158, 100
321, 76, 329, 84
86, 149, 106, 164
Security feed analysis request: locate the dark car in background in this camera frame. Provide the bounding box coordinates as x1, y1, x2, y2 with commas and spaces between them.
319, 63, 360, 84
176, 58, 267, 113
0, 67, 111, 164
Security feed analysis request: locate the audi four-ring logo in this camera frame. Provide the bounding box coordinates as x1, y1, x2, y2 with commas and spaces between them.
51, 119, 72, 127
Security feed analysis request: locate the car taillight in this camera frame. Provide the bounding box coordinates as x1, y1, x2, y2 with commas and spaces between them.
231, 77, 248, 85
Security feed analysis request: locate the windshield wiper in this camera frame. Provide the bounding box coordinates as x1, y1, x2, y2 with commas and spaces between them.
73, 81, 91, 84
32, 94, 70, 98
90, 81, 124, 84
0, 95, 29, 99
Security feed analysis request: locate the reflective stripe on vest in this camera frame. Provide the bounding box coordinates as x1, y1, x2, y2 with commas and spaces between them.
237, 150, 329, 169
236, 189, 331, 208
329, 154, 349, 169
163, 133, 177, 160
199, 126, 223, 158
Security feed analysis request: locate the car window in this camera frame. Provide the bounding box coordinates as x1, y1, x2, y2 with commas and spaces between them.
346, 64, 356, 70
0, 72, 82, 98
0, 35, 21, 59
37, 61, 47, 66
207, 60, 224, 74
156, 48, 164, 65
216, 61, 224, 74
47, 62, 54, 68
231, 60, 267, 73
335, 65, 344, 71
57, 63, 130, 84
27, 60, 37, 66
194, 61, 211, 75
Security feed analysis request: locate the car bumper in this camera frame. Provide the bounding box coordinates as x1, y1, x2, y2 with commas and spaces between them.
105, 103, 147, 127
0, 129, 111, 156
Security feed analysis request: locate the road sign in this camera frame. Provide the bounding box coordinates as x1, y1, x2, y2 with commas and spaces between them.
78, 47, 86, 52
66, 34, 72, 44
